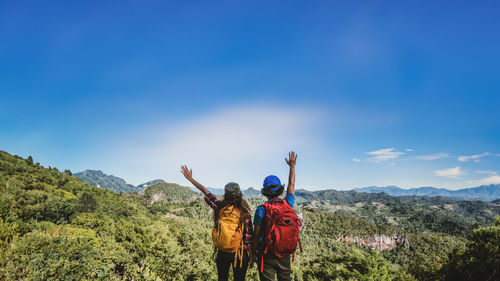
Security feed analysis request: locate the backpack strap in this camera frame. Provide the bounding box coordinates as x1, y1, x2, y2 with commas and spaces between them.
230, 207, 244, 268
292, 238, 302, 261
233, 238, 244, 268
260, 253, 264, 272
258, 202, 269, 273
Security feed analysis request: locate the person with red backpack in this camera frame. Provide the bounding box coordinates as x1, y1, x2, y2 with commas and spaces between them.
181, 165, 253, 281
250, 151, 301, 281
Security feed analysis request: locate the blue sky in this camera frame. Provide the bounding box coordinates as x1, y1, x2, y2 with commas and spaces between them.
1, 0, 499, 190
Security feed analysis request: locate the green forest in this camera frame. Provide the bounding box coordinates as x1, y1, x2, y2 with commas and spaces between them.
0, 150, 498, 280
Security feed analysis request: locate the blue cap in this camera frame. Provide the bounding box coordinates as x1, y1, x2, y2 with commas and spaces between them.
263, 175, 282, 191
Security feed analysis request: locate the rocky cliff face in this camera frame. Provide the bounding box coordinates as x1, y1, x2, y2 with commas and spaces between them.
338, 233, 409, 251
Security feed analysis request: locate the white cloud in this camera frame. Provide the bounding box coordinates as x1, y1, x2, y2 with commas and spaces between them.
405, 148, 414, 152
475, 170, 497, 175
476, 174, 500, 185
458, 152, 491, 162
434, 166, 464, 179
110, 104, 324, 187
366, 148, 405, 163
352, 158, 361, 162
469, 170, 500, 185
416, 153, 449, 160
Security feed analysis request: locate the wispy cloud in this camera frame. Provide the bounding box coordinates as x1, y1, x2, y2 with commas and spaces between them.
458, 152, 491, 162
416, 153, 449, 160
352, 158, 361, 162
405, 148, 414, 152
470, 170, 500, 185
475, 174, 500, 185
109, 104, 324, 187
475, 170, 497, 175
366, 148, 405, 163
434, 166, 464, 179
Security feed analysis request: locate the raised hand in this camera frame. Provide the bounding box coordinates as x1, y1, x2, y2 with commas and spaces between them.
285, 151, 296, 195
180, 165, 193, 181
180, 165, 210, 195
285, 151, 297, 167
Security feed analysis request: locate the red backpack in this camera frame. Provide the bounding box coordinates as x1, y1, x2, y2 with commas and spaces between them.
260, 198, 302, 271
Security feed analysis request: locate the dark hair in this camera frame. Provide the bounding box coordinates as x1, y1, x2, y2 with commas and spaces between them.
213, 192, 250, 229
261, 184, 284, 199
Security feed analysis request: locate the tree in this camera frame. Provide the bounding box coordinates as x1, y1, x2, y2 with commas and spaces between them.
443, 217, 500, 281
79, 192, 97, 212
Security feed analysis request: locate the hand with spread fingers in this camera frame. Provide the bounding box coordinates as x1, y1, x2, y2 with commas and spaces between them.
285, 151, 297, 167
180, 165, 193, 181
285, 151, 297, 196
180, 165, 210, 195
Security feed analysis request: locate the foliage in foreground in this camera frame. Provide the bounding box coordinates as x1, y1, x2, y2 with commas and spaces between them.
441, 217, 500, 281
0, 151, 497, 280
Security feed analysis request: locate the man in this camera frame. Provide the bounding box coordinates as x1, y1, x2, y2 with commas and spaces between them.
251, 151, 298, 281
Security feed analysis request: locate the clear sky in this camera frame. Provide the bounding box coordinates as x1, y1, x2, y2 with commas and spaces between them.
1, 0, 499, 190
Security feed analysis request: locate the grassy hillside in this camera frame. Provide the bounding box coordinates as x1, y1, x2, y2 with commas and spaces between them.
1, 150, 497, 281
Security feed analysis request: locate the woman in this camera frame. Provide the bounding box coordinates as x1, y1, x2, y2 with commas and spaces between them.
181, 165, 253, 281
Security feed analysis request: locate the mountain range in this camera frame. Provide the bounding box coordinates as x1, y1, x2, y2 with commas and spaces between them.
352, 185, 500, 202
74, 169, 500, 201
74, 169, 261, 196
74, 170, 166, 193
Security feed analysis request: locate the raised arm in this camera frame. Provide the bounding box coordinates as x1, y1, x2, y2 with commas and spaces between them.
285, 151, 297, 196
180, 165, 210, 196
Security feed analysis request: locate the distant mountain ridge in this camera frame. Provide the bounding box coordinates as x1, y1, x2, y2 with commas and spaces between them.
76, 169, 500, 201
352, 184, 500, 202
202, 186, 262, 197
195, 184, 500, 202
75, 169, 262, 196
137, 179, 166, 189
74, 170, 165, 193
243, 187, 262, 197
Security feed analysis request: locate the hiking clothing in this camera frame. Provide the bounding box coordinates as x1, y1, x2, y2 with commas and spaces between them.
204, 193, 253, 250
258, 254, 291, 281
216, 250, 249, 281
253, 193, 295, 227
254, 193, 297, 281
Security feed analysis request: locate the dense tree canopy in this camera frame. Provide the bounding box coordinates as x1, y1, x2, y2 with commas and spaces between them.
442, 217, 500, 281
0, 151, 498, 280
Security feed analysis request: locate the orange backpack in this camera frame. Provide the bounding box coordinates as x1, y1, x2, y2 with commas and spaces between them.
212, 205, 245, 267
